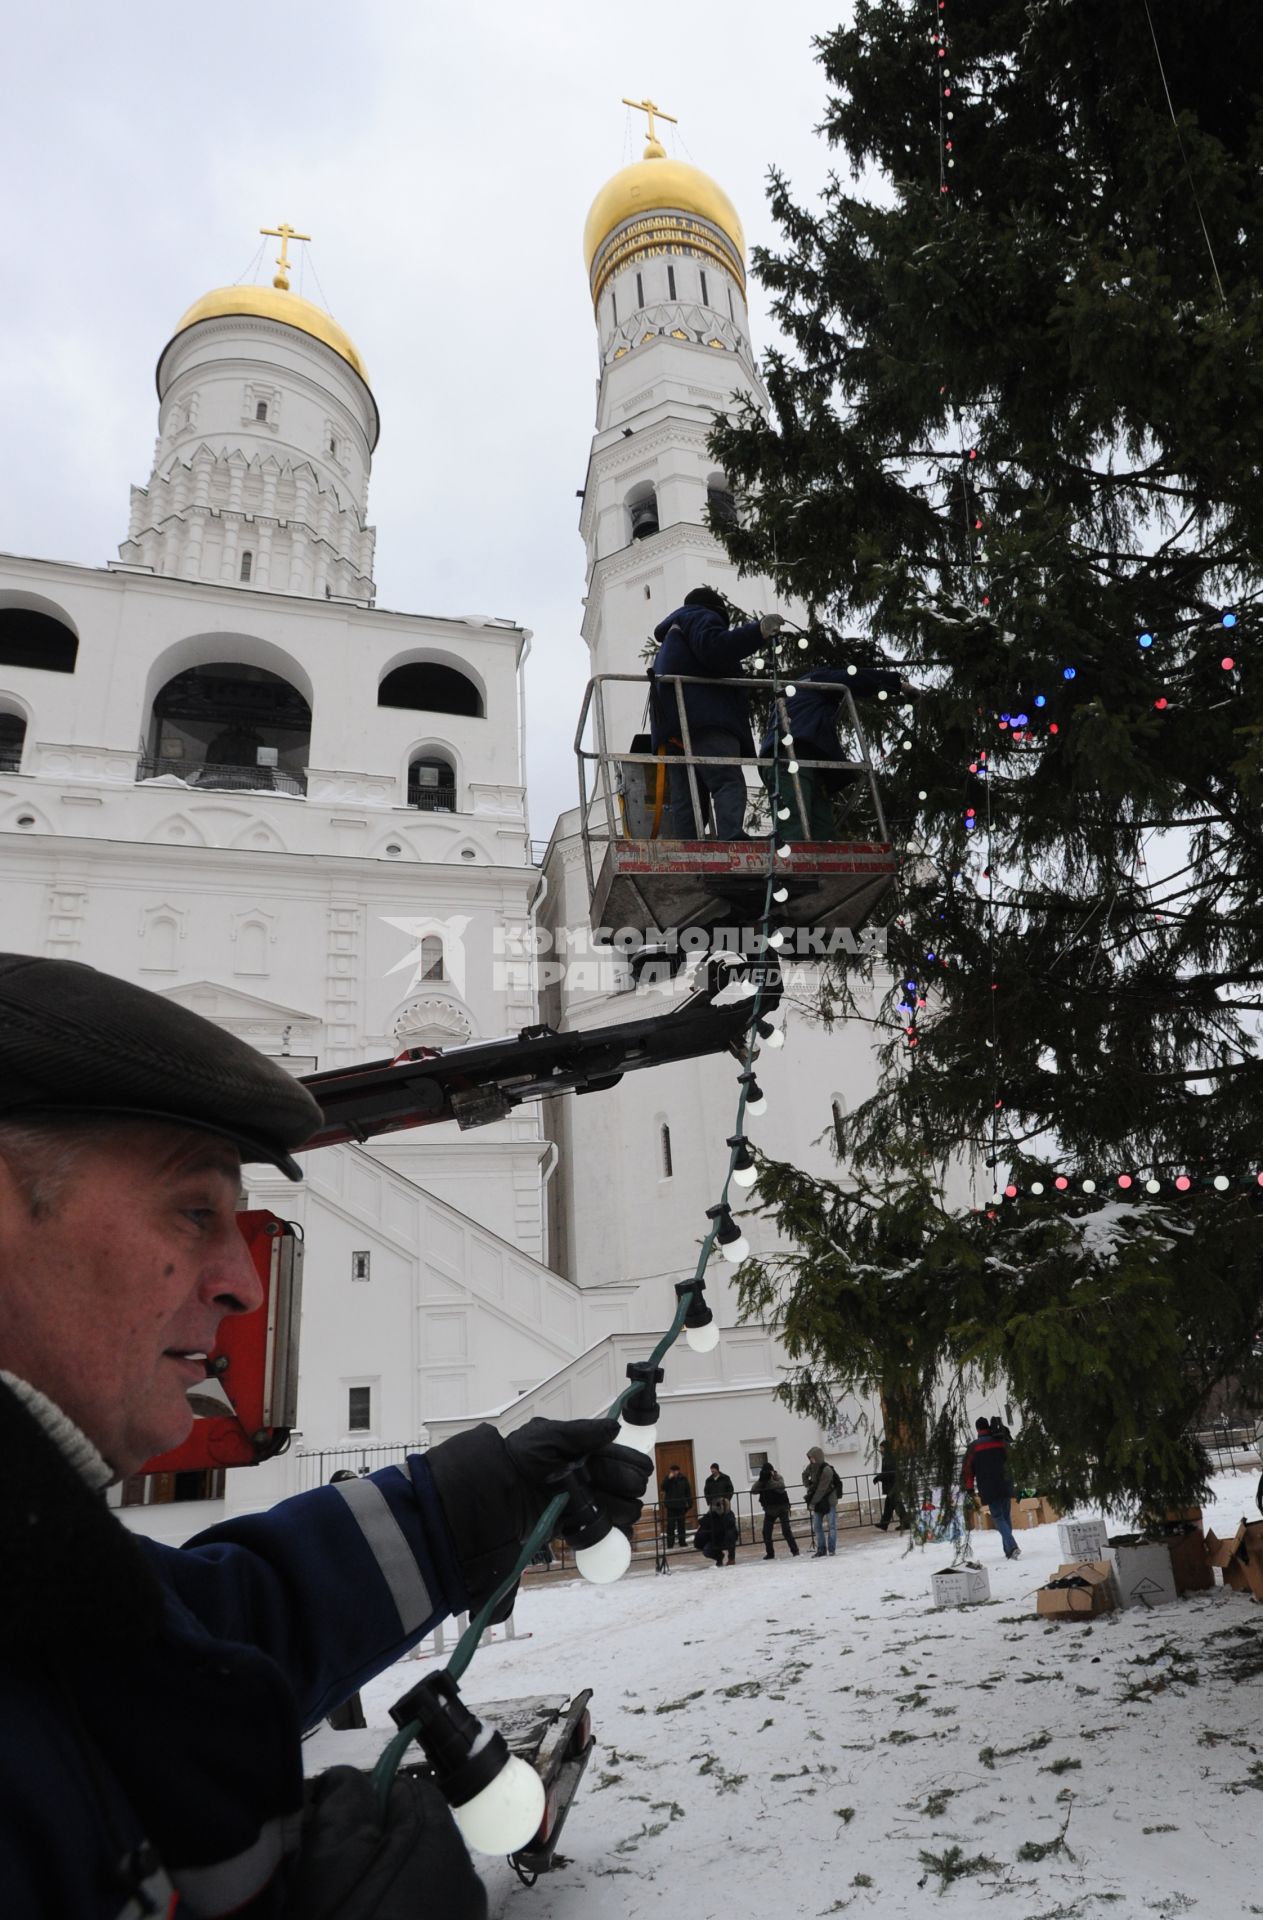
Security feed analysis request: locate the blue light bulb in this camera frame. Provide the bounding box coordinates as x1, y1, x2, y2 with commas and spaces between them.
965, 819, 977, 831
1139, 632, 1153, 647
1063, 667, 1076, 680
1034, 695, 1046, 708
1223, 611, 1237, 628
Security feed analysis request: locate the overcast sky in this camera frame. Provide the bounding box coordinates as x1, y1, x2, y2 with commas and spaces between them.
1, 2, 850, 834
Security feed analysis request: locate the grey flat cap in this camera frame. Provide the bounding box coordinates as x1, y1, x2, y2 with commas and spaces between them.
0, 954, 323, 1180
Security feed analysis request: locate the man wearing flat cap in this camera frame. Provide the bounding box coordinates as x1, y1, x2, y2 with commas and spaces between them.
0, 953, 650, 1918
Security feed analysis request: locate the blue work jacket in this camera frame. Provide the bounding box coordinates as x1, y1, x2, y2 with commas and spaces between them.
0, 1379, 477, 1919
757, 667, 903, 764
649, 605, 766, 750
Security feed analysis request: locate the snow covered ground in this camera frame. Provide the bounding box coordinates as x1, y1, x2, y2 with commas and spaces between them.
328, 1468, 1263, 1918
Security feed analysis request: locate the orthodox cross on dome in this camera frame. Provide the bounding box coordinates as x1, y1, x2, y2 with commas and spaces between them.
259, 222, 311, 293
622, 95, 677, 157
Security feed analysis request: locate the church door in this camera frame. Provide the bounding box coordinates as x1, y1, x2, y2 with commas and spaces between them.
654, 1438, 697, 1518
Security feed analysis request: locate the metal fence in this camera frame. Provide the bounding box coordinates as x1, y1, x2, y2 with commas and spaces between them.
293, 1443, 424, 1491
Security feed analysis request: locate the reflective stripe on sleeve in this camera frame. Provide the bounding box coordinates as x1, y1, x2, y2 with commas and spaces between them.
333, 1474, 437, 1635
168, 1808, 301, 1915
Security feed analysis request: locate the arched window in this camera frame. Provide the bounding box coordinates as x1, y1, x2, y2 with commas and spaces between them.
707, 474, 738, 529
627, 482, 659, 543
419, 936, 445, 982
408, 755, 456, 811
660, 1122, 674, 1180
379, 664, 483, 718
239, 550, 253, 582
255, 401, 268, 422
0, 608, 77, 674
144, 662, 311, 795
0, 710, 26, 773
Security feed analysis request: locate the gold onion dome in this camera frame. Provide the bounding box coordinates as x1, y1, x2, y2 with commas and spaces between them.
166, 284, 370, 385
583, 141, 746, 304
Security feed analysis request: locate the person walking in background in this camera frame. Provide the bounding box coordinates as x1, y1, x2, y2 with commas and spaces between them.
660, 1461, 693, 1548
963, 1416, 1021, 1559
874, 1439, 909, 1532
650, 585, 785, 839
694, 1499, 738, 1568
755, 1460, 799, 1558
803, 1446, 840, 1557
704, 1460, 734, 1512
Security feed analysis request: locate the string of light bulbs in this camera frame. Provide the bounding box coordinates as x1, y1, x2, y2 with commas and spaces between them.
368, 630, 795, 1856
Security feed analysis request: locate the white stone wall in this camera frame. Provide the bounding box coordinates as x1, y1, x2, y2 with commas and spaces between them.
119, 312, 378, 600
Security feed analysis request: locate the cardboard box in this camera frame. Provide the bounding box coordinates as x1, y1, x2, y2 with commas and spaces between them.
1107, 1537, 1178, 1609
1058, 1518, 1108, 1562
1204, 1527, 1233, 1568
1011, 1498, 1044, 1531
1166, 1525, 1213, 1594
1205, 1520, 1263, 1596
931, 1563, 991, 1607
1037, 1498, 1063, 1525
1036, 1559, 1120, 1620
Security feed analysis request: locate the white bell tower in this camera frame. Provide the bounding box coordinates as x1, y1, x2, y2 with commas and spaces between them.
117, 223, 378, 603
578, 100, 778, 742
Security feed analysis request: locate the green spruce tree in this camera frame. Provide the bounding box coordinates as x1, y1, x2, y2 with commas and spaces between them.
714, 0, 1263, 1513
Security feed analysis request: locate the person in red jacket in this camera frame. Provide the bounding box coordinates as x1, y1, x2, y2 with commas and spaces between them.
962, 1416, 1021, 1559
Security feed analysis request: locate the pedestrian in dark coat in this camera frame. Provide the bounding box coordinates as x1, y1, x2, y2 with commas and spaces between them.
660, 1462, 693, 1548
874, 1440, 909, 1532
650, 586, 784, 838
963, 1416, 1020, 1559
755, 1461, 800, 1558
694, 1500, 739, 1566
758, 666, 914, 840
803, 1446, 841, 1557
703, 1462, 734, 1511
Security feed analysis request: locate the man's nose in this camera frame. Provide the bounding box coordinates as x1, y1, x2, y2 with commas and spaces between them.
205, 1223, 266, 1316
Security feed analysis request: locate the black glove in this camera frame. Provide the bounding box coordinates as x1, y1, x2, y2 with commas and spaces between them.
505, 1416, 651, 1540
427, 1417, 651, 1615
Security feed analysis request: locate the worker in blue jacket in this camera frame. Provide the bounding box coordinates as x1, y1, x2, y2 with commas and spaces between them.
0, 954, 651, 1920
650, 584, 784, 838
758, 666, 913, 840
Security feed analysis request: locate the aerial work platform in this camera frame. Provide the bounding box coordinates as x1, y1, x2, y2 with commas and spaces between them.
576, 671, 896, 942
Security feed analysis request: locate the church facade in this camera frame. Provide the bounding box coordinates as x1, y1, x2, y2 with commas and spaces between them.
0, 136, 885, 1541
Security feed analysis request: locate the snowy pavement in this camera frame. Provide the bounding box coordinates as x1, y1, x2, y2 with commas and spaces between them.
346, 1470, 1263, 1918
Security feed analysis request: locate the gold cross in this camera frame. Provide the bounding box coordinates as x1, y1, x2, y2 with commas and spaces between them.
260, 222, 311, 292
622, 96, 677, 154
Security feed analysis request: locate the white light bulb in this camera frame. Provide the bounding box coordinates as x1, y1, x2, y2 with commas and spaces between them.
787, 760, 799, 774
846, 665, 857, 676
686, 1319, 721, 1353
1030, 1181, 1044, 1195
753, 656, 766, 670
732, 1163, 758, 1189
615, 1418, 658, 1455
1145, 1179, 1161, 1194
772, 885, 789, 903
797, 636, 809, 650
1082, 1178, 1097, 1193
785, 684, 797, 697
877, 689, 889, 701
452, 1754, 547, 1855
768, 929, 785, 948
776, 843, 792, 858
575, 1527, 632, 1585
745, 1092, 768, 1117
781, 733, 794, 748
721, 1233, 750, 1263
1214, 1174, 1230, 1191
764, 1026, 785, 1049
777, 806, 791, 821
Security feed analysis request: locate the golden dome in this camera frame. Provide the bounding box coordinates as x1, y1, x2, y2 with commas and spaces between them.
167, 284, 370, 385
583, 145, 746, 304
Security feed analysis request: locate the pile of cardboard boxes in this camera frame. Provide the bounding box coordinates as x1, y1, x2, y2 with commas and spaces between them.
973, 1495, 1061, 1532
1206, 1518, 1263, 1598
1035, 1510, 1218, 1619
